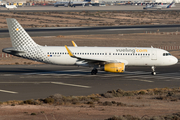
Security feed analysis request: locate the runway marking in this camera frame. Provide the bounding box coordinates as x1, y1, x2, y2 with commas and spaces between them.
3, 74, 14, 76
0, 82, 50, 84
0, 82, 91, 88
51, 82, 91, 88
131, 79, 154, 83
0, 89, 18, 94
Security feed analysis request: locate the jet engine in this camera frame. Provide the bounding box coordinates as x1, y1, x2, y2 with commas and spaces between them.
103, 63, 125, 73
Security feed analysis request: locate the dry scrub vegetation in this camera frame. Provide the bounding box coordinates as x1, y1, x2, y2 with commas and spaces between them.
0, 11, 180, 28
0, 87, 180, 120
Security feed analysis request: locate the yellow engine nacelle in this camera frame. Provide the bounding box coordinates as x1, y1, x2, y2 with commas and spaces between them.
104, 63, 125, 73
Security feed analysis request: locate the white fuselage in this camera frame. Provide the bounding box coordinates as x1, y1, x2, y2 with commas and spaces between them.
39, 46, 178, 67
5, 4, 17, 9
143, 2, 175, 9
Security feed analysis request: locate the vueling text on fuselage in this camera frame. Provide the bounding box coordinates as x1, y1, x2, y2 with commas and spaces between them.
116, 48, 148, 53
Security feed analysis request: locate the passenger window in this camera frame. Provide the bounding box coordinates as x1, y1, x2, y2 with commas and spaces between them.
105, 53, 107, 55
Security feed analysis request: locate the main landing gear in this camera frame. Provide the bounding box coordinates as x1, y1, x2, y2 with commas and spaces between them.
151, 66, 156, 75
91, 68, 98, 75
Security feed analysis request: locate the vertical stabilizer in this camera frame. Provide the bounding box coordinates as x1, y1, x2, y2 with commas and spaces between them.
167, 1, 175, 8
6, 18, 38, 50
6, 18, 50, 63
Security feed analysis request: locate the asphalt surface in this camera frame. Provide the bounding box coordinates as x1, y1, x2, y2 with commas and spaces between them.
0, 63, 179, 101
1, 25, 180, 38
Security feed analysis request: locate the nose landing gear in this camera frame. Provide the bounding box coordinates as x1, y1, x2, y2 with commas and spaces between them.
151, 66, 156, 75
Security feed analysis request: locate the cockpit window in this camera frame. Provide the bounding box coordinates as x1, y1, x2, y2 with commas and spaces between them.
163, 53, 171, 56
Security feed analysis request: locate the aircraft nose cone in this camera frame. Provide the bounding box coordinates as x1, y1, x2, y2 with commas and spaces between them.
171, 56, 178, 65
174, 57, 178, 64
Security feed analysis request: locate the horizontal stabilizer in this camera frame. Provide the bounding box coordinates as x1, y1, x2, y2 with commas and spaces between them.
2, 47, 25, 55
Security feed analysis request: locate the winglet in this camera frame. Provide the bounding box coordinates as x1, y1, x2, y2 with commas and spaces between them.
65, 45, 74, 57
72, 41, 78, 47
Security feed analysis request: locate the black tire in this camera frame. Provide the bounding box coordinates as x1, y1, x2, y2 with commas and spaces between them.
151, 72, 156, 75
91, 69, 97, 75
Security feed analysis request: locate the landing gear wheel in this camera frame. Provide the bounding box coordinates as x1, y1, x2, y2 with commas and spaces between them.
91, 69, 98, 75
151, 72, 156, 75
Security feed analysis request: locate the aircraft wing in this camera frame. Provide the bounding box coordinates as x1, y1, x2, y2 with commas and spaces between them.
65, 45, 128, 64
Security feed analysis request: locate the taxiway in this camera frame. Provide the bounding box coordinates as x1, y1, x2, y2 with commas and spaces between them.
0, 64, 179, 101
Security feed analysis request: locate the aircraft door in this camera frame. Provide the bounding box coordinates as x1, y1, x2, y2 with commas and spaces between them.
151, 50, 157, 60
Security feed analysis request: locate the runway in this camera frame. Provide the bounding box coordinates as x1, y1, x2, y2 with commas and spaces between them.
0, 64, 179, 101
1, 25, 180, 38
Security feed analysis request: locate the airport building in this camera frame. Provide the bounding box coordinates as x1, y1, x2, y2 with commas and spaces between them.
155, 0, 179, 3
1, 0, 178, 5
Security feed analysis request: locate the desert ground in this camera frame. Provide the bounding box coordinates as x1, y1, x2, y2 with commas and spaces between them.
0, 11, 180, 28
0, 88, 180, 120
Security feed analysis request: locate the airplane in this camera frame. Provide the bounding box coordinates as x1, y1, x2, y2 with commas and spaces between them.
5, 4, 17, 10
54, 2, 69, 7
143, 1, 175, 10
65, 1, 89, 7
54, 1, 89, 7
2, 18, 178, 75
